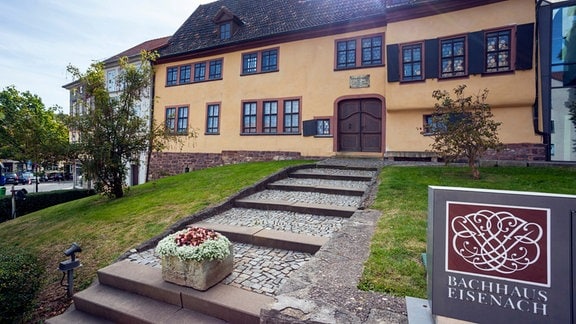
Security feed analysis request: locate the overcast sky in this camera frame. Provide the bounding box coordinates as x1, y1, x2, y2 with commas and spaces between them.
0, 0, 213, 112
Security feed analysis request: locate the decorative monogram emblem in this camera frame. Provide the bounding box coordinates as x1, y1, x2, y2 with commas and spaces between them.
450, 209, 543, 274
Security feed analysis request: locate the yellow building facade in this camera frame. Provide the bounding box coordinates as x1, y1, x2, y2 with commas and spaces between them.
150, 0, 543, 178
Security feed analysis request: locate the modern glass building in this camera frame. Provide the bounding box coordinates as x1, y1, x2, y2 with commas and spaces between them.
539, 0, 576, 161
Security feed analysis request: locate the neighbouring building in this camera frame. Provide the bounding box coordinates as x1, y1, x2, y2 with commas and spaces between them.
63, 36, 170, 187
540, 0, 576, 161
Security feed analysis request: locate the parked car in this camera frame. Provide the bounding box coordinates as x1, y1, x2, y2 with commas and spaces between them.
19, 172, 34, 184
46, 171, 64, 182
5, 173, 19, 184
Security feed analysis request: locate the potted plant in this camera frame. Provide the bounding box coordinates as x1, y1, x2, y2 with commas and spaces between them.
155, 226, 233, 291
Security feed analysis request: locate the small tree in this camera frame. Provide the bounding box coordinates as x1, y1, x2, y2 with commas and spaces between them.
427, 85, 502, 179
67, 51, 183, 198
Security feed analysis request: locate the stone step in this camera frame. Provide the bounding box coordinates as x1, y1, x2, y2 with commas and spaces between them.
194, 222, 329, 254
73, 283, 225, 323
62, 260, 274, 323
315, 164, 379, 172
289, 169, 373, 181
46, 304, 113, 324
202, 208, 347, 238
234, 198, 357, 217
267, 182, 365, 196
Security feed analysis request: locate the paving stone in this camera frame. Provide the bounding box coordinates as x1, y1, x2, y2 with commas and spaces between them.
246, 190, 362, 207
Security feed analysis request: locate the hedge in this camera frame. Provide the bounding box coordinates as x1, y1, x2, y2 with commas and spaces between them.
0, 189, 95, 222
0, 246, 45, 322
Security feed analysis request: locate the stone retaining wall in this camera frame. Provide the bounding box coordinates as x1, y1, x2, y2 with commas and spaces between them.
148, 150, 304, 180
385, 143, 546, 162
148, 143, 547, 180
482, 143, 547, 161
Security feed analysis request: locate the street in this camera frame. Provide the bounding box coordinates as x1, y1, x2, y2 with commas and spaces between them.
3, 181, 77, 196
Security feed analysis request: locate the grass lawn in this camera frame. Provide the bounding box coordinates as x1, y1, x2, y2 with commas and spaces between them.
359, 165, 576, 298
0, 160, 312, 294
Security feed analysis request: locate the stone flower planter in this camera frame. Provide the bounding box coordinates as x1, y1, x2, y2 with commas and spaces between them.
160, 246, 233, 290
155, 226, 233, 291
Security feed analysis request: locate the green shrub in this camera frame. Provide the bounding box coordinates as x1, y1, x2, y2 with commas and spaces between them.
0, 189, 95, 222
0, 246, 44, 323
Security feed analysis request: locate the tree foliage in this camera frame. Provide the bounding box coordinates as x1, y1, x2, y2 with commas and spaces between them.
67, 51, 181, 198
0, 86, 69, 166
427, 85, 503, 179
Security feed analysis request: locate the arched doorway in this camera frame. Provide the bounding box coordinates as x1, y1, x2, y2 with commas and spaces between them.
337, 98, 383, 152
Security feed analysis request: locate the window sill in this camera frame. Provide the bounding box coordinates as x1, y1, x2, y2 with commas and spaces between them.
439, 73, 469, 79
334, 64, 384, 72
399, 79, 425, 84
165, 78, 223, 87
240, 69, 279, 76
240, 132, 301, 136
481, 70, 515, 76
168, 132, 190, 136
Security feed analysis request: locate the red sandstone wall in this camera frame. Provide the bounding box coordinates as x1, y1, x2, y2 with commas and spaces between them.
483, 143, 547, 161
148, 150, 303, 180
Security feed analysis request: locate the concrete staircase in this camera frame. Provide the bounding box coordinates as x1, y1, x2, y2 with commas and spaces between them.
47, 162, 380, 323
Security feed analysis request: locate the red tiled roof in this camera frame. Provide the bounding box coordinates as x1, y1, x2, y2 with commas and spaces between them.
104, 36, 171, 63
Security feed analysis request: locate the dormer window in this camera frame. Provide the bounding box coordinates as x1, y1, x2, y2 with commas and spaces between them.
220, 22, 231, 40
214, 6, 242, 40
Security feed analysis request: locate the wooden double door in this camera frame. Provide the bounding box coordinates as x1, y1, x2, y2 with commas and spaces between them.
337, 99, 383, 152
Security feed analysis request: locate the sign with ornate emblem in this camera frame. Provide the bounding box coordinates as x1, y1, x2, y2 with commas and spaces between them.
427, 186, 575, 324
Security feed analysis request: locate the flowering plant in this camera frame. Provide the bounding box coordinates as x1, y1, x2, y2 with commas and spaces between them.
155, 226, 231, 262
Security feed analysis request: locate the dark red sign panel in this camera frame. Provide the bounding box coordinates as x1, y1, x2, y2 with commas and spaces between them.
446, 202, 550, 286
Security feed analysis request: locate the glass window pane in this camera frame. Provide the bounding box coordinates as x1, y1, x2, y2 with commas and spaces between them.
442, 43, 452, 58
413, 48, 421, 61
413, 63, 421, 76
440, 37, 466, 77
454, 42, 464, 55
442, 59, 452, 73
262, 49, 278, 71
194, 63, 206, 81
209, 60, 222, 79
487, 37, 498, 52
403, 49, 412, 62
485, 30, 511, 73
454, 58, 464, 72
179, 65, 191, 83
167, 67, 178, 86
243, 54, 257, 73
550, 87, 576, 161
498, 35, 509, 50
283, 100, 300, 133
